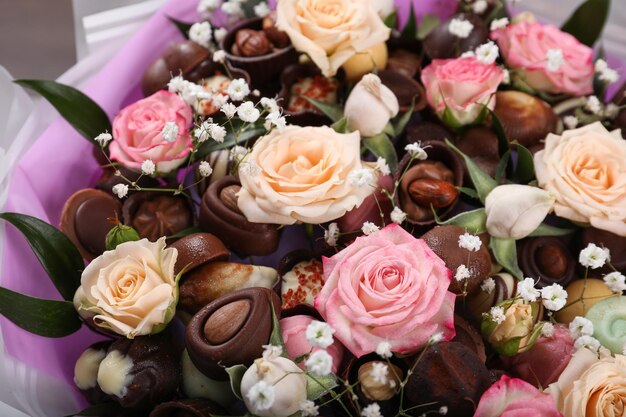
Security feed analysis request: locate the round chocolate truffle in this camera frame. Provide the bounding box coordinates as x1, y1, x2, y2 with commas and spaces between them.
465, 273, 518, 323
518, 236, 576, 288
423, 14, 488, 59
122, 192, 194, 242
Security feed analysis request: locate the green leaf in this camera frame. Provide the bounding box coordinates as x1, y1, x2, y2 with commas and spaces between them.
166, 225, 202, 240
167, 16, 192, 38
433, 208, 487, 233
14, 80, 111, 143
0, 287, 81, 338
0, 212, 83, 301
490, 237, 523, 279
401, 3, 418, 39
195, 127, 265, 159
417, 14, 440, 40
301, 97, 343, 122
392, 98, 415, 136
269, 302, 286, 351
528, 223, 575, 237
445, 139, 497, 204
457, 186, 479, 200
486, 107, 509, 157
306, 373, 337, 401
331, 117, 350, 134
511, 143, 535, 183
561, 0, 611, 46
225, 365, 247, 400
383, 10, 397, 29
382, 122, 395, 138
495, 150, 510, 183
362, 133, 398, 172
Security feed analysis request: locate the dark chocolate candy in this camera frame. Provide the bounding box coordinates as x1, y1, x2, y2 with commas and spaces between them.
456, 126, 500, 182
75, 341, 112, 405
378, 70, 427, 113
150, 399, 225, 417
518, 236, 576, 288
386, 49, 422, 79
169, 232, 230, 275
233, 29, 272, 57
262, 11, 290, 48
423, 14, 488, 59
123, 192, 194, 242
453, 315, 486, 363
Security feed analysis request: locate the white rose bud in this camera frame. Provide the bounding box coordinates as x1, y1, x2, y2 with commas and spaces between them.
344, 73, 399, 137
485, 184, 555, 239
241, 356, 307, 417
370, 0, 395, 17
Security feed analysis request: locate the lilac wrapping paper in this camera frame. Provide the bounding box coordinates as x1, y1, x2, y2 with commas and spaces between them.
0, 0, 459, 402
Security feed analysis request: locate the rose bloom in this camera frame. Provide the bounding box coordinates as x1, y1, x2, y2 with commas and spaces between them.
73, 238, 179, 338
237, 126, 376, 225
547, 348, 626, 416
486, 301, 536, 355
276, 0, 390, 77
474, 375, 563, 417
534, 122, 626, 236
420, 56, 504, 126
109, 90, 193, 173
314, 224, 456, 357
491, 19, 594, 95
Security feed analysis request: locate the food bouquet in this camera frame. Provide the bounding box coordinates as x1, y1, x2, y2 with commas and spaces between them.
1, 0, 625, 416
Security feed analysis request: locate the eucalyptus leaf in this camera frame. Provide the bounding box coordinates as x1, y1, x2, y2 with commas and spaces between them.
225, 364, 247, 400
445, 139, 497, 203
363, 133, 398, 172
433, 208, 487, 233
0, 287, 82, 338
511, 143, 535, 183
301, 97, 343, 122
417, 14, 440, 40
561, 0, 611, 46
167, 16, 192, 37
306, 373, 337, 401
490, 237, 523, 279
401, 2, 418, 39
528, 223, 575, 237
0, 212, 83, 301
14, 80, 111, 143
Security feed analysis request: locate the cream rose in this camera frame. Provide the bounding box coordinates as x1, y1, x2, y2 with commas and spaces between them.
237, 126, 376, 225
276, 0, 391, 77
547, 348, 626, 416
534, 122, 626, 236
73, 238, 178, 338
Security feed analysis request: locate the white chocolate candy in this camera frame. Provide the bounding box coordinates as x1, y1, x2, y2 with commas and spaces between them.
181, 350, 235, 407
97, 350, 134, 398
74, 347, 107, 390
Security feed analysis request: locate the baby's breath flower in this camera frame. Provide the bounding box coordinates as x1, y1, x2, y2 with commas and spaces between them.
574, 335, 601, 353
189, 22, 212, 48
390, 207, 407, 225
481, 277, 495, 293
213, 50, 226, 63
94, 132, 112, 147
361, 403, 383, 417
361, 222, 380, 236
161, 122, 179, 142
579, 243, 610, 269
489, 306, 506, 324
237, 101, 261, 123
305, 320, 335, 349
455, 264, 471, 282
261, 344, 283, 360
475, 41, 499, 65
349, 168, 374, 187
198, 161, 213, 177
541, 322, 555, 338
324, 223, 339, 247
563, 115, 578, 129
369, 362, 389, 384
585, 96, 602, 115
299, 400, 319, 417
472, 0, 488, 14
490, 17, 509, 31
221, 102, 237, 118
375, 157, 390, 175
404, 142, 428, 160
227, 78, 250, 101
141, 159, 155, 176
305, 350, 333, 376
458, 232, 482, 251
254, 1, 271, 17
112, 184, 129, 199
214, 28, 228, 44
448, 18, 474, 38
604, 271, 626, 293
245, 380, 275, 411
517, 277, 540, 302
569, 316, 594, 339
376, 341, 392, 358
541, 283, 568, 311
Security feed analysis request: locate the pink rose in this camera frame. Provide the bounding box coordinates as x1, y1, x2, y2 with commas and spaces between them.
279, 315, 345, 373
491, 20, 594, 96
421, 56, 504, 126
474, 375, 563, 417
314, 224, 455, 357
110, 91, 193, 173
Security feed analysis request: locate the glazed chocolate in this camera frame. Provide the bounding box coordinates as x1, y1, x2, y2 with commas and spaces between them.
60, 188, 123, 260
578, 227, 626, 274
404, 342, 492, 417
402, 121, 455, 149
456, 126, 500, 182
423, 14, 488, 59
378, 70, 427, 112
518, 236, 576, 288
169, 232, 230, 275
453, 315, 486, 363
98, 333, 181, 410
386, 49, 422, 79
150, 399, 225, 417
185, 287, 281, 380
421, 225, 492, 295
122, 192, 194, 242
199, 176, 280, 256
232, 29, 273, 57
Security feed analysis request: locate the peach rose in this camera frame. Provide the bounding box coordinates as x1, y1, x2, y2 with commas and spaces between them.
486, 301, 536, 355
110, 90, 193, 173
73, 238, 179, 338
421, 56, 504, 126
547, 348, 626, 416
315, 224, 456, 357
534, 122, 626, 236
491, 20, 594, 95
237, 126, 376, 225
276, 0, 390, 77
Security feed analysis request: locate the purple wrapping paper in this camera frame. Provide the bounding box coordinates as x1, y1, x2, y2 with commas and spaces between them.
0, 0, 459, 396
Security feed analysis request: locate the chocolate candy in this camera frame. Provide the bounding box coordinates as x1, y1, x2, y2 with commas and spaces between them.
233, 29, 272, 57
60, 188, 122, 260
337, 174, 394, 236
465, 273, 518, 323
185, 287, 281, 380
402, 121, 455, 148
386, 49, 422, 79
262, 11, 290, 48
456, 126, 500, 182
378, 70, 427, 113
199, 176, 280, 256
358, 361, 402, 401
150, 399, 225, 417
518, 237, 576, 288
555, 278, 613, 324
421, 225, 492, 294
585, 296, 626, 354
181, 350, 237, 407
123, 192, 194, 242
98, 333, 181, 410
404, 342, 492, 417
579, 227, 626, 274
169, 232, 229, 275
453, 315, 486, 363
423, 14, 488, 59
74, 341, 112, 405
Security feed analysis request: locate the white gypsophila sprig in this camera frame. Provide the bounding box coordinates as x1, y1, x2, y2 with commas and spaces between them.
481, 277, 495, 293
541, 283, 568, 311
245, 380, 276, 411
209, 123, 226, 143
430, 332, 445, 344
197, 0, 220, 13
375, 157, 390, 175
595, 59, 619, 83
517, 277, 540, 302
94, 132, 112, 147
348, 168, 375, 187
472, 0, 488, 14
541, 322, 555, 337
213, 50, 226, 63
240, 160, 261, 177
324, 223, 339, 247
390, 207, 407, 225
214, 27, 228, 44
198, 161, 213, 177
189, 21, 212, 48
574, 335, 601, 353
361, 403, 383, 417
455, 265, 471, 282
221, 102, 237, 118
305, 320, 335, 349
254, 2, 271, 18
227, 78, 250, 101
376, 341, 392, 358
585, 96, 603, 115
458, 232, 482, 251
579, 243, 610, 269
563, 115, 578, 129
569, 316, 594, 339
439, 406, 449, 415
299, 400, 319, 417
229, 145, 248, 162
194, 125, 210, 143
167, 75, 186, 93
261, 344, 283, 360
362, 222, 380, 236
237, 101, 261, 123
490, 17, 509, 31
405, 142, 428, 160
141, 159, 156, 176
604, 271, 626, 293
305, 349, 333, 376
546, 48, 564, 72
260, 97, 280, 113
370, 362, 389, 384
112, 184, 129, 199
475, 41, 499, 65
448, 18, 474, 38
161, 122, 179, 142
221, 1, 244, 17
265, 111, 287, 132
489, 306, 506, 324
461, 50, 476, 58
